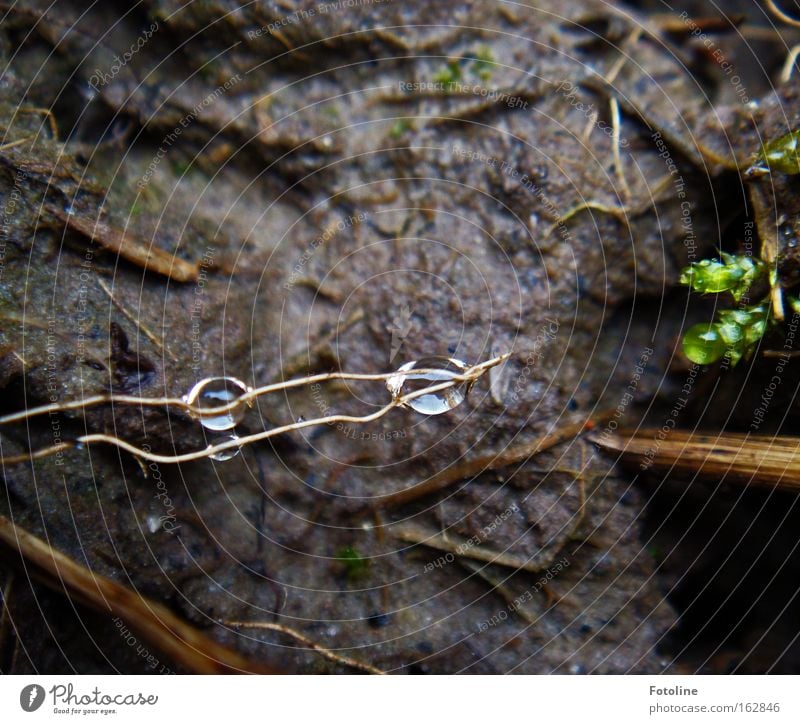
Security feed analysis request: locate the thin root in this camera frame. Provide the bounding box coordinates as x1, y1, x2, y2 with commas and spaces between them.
547, 200, 630, 238
374, 411, 610, 510
17, 107, 59, 139
222, 620, 386, 674
97, 278, 177, 362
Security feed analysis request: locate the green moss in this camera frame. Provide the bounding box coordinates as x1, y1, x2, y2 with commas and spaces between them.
433, 60, 462, 88
680, 253, 773, 366
389, 119, 412, 138
682, 323, 728, 365
336, 545, 369, 581
171, 158, 191, 176
473, 46, 495, 81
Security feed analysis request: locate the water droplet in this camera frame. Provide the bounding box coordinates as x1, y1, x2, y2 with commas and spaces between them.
297, 415, 306, 423
184, 376, 249, 431
64, 204, 76, 216
386, 356, 470, 415
208, 433, 242, 462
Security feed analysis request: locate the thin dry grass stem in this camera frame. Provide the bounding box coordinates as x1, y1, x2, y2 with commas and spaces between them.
374, 411, 608, 510
780, 44, 800, 82
582, 75, 740, 171
610, 96, 632, 203
393, 522, 560, 574
0, 136, 33, 152
277, 307, 364, 380
590, 428, 800, 489
16, 107, 59, 139
52, 207, 200, 283
651, 13, 745, 34
459, 559, 539, 624
392, 457, 589, 576
97, 278, 177, 362
748, 182, 785, 320
581, 26, 643, 142
222, 620, 385, 674
546, 200, 631, 239
0, 515, 275, 673
0, 354, 510, 465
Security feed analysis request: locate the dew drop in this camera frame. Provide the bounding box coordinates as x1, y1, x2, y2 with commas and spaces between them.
184, 376, 249, 431
386, 356, 470, 415
146, 515, 161, 534
208, 433, 242, 462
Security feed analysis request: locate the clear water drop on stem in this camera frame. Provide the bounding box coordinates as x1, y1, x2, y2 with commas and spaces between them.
386, 356, 470, 415
208, 433, 242, 461
184, 376, 249, 431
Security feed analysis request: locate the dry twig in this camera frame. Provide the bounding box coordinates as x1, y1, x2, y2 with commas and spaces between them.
0, 515, 276, 673
590, 428, 800, 490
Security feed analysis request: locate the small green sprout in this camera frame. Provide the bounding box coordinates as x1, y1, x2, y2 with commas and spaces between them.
746, 129, 800, 176
682, 323, 728, 365
335, 545, 369, 581
680, 253, 771, 366
433, 60, 462, 88
433, 49, 497, 89
389, 119, 412, 138
171, 158, 191, 176
473, 47, 495, 81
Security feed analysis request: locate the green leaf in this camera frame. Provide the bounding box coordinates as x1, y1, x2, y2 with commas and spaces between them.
680, 259, 744, 293
679, 255, 766, 301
